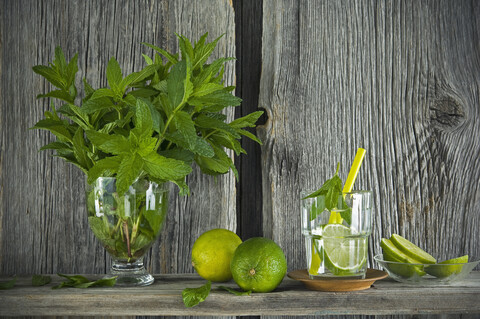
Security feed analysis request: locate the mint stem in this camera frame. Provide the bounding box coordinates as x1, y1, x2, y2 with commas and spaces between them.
123, 221, 132, 258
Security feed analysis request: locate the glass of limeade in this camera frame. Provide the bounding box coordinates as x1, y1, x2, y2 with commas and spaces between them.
301, 190, 373, 279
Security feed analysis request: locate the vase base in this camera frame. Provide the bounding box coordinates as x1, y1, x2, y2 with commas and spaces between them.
110, 258, 154, 287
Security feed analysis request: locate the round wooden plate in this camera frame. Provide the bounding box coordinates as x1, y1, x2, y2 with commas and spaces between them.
287, 268, 388, 292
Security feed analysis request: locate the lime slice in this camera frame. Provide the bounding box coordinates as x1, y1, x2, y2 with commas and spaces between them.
322, 224, 366, 275
380, 238, 426, 277
425, 255, 469, 278
390, 234, 436, 264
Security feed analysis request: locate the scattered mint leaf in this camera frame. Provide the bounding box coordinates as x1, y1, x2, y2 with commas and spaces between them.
53, 274, 117, 289
0, 277, 16, 290
182, 281, 211, 307
32, 275, 52, 286
218, 286, 251, 296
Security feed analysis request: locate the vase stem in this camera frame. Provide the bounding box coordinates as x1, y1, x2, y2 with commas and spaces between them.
111, 257, 154, 286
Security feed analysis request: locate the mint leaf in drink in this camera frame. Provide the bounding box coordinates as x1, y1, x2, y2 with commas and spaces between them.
303, 163, 349, 222
303, 163, 342, 203
218, 286, 251, 296
182, 281, 211, 307
32, 275, 52, 286
0, 277, 16, 290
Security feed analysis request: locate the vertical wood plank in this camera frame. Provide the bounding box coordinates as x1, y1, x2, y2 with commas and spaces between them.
259, 0, 480, 285
233, 0, 265, 240
0, 0, 237, 279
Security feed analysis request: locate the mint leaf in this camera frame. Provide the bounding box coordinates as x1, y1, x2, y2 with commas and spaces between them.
31, 118, 73, 143
182, 281, 211, 307
86, 131, 131, 155
142, 42, 179, 65
167, 60, 192, 109
142, 152, 192, 181
133, 99, 154, 137
165, 131, 214, 158
106, 57, 123, 92
121, 64, 157, 88
32, 275, 52, 286
176, 33, 194, 63
192, 57, 235, 87
36, 90, 74, 103
87, 156, 122, 184
0, 277, 16, 290
218, 286, 251, 296
116, 154, 144, 195
188, 90, 242, 109
32, 65, 65, 89
53, 274, 117, 289
229, 111, 264, 129
192, 34, 223, 71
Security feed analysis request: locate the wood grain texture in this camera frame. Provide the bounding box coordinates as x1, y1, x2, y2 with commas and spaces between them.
0, 0, 237, 277
258, 0, 480, 274
1, 272, 480, 316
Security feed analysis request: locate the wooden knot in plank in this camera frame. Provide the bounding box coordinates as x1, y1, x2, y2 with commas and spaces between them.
429, 96, 465, 131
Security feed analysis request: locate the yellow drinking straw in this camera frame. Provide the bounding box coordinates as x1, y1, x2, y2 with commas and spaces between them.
328, 148, 366, 224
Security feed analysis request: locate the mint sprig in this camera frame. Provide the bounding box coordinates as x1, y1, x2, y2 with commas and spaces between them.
304, 163, 352, 224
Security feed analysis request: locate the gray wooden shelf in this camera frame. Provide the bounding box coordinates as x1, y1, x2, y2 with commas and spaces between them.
1, 272, 479, 316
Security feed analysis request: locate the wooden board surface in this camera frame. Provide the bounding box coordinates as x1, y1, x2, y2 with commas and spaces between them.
258, 0, 480, 273
0, 0, 236, 276
1, 272, 480, 316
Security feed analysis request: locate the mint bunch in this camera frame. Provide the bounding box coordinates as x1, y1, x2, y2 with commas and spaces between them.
32, 33, 263, 196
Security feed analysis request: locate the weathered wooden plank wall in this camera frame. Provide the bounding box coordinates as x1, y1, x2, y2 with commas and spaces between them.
0, 0, 236, 277
259, 0, 480, 278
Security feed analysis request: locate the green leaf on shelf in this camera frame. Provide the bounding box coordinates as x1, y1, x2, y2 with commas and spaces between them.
182, 281, 211, 307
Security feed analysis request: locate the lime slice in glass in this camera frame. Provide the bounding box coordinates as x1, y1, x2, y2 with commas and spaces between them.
322, 224, 366, 275
380, 238, 426, 277
425, 255, 469, 278
390, 234, 436, 264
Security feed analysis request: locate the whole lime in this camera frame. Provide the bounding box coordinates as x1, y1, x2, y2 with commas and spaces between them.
230, 237, 287, 293
191, 228, 242, 282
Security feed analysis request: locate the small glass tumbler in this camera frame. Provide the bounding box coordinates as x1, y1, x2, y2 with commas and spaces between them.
301, 190, 373, 279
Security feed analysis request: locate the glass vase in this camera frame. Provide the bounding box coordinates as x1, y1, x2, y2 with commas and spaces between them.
85, 177, 168, 286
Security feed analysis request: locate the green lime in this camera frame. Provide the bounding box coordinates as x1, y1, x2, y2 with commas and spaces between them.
380, 238, 426, 277
390, 234, 436, 264
322, 224, 367, 275
191, 228, 242, 282
230, 237, 287, 293
425, 255, 469, 278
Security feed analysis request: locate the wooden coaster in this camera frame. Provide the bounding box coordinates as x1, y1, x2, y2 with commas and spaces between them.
287, 268, 388, 292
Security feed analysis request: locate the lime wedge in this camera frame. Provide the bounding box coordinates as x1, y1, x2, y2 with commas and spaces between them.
380, 238, 426, 277
390, 234, 436, 264
425, 255, 469, 278
322, 224, 366, 275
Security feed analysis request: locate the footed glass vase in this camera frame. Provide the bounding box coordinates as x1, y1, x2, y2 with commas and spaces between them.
85, 177, 168, 286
